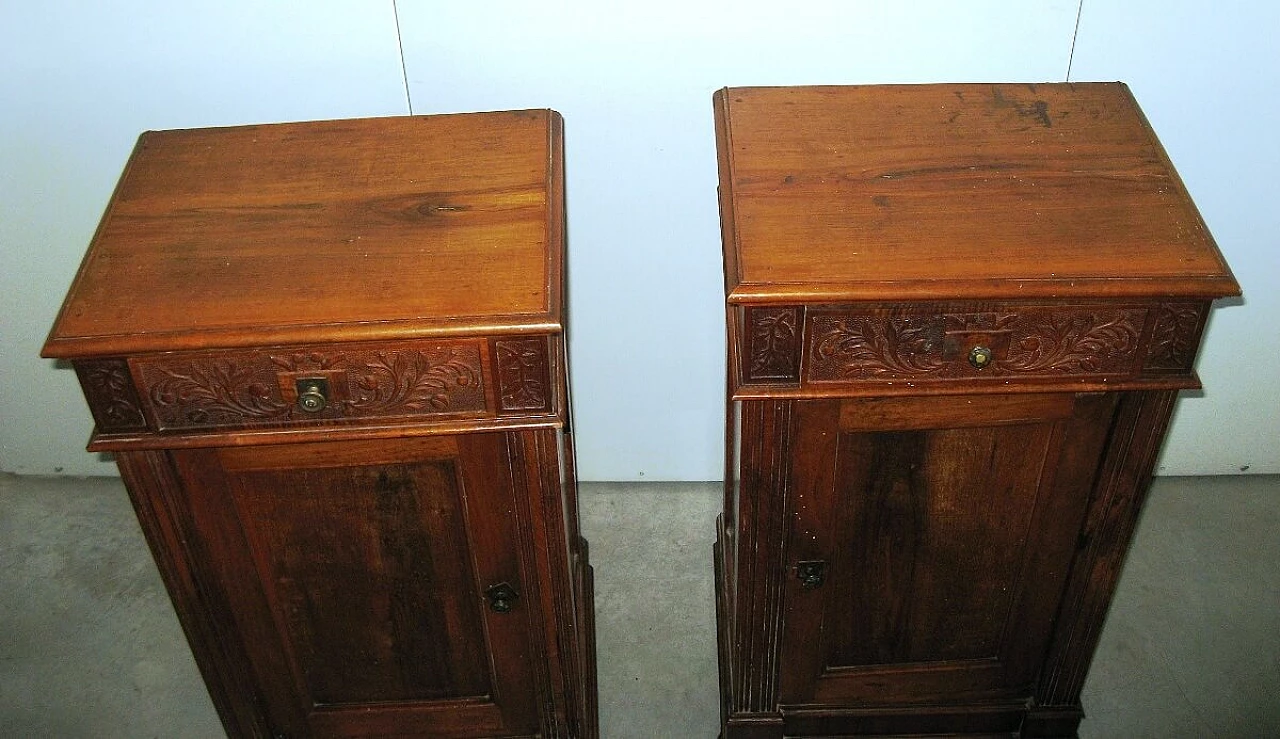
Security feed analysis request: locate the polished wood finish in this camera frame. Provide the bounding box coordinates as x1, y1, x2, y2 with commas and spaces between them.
44, 111, 596, 738
717, 83, 1235, 302
779, 394, 1116, 705
714, 84, 1239, 738
45, 112, 564, 357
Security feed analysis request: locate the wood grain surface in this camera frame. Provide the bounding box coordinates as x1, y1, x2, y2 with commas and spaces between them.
46, 110, 596, 738
716, 84, 1237, 739
715, 83, 1239, 302
43, 110, 564, 357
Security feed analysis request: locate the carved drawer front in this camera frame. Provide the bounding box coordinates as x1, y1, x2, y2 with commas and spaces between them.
736, 302, 1208, 389
130, 339, 495, 432
805, 305, 1154, 385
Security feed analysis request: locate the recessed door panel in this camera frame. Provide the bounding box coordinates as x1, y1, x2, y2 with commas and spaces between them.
229, 459, 488, 705
173, 433, 541, 737
826, 423, 1054, 667
780, 393, 1117, 706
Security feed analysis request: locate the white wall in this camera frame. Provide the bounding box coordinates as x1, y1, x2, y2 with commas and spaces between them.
1068, 1, 1280, 475
2, 1, 1274, 479
1, 2, 408, 476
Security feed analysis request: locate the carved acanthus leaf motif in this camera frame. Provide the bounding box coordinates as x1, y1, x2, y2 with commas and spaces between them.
348, 352, 479, 412
137, 341, 486, 429
811, 315, 945, 378
148, 362, 288, 425
805, 305, 1147, 383
1004, 312, 1141, 373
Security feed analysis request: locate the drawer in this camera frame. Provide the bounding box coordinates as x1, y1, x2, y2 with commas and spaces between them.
736, 302, 1209, 393
76, 336, 558, 436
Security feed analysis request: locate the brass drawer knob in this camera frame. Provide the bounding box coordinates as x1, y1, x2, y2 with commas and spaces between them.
295, 378, 329, 413
968, 346, 993, 369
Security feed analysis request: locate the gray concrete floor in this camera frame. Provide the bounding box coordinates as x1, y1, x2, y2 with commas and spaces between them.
1, 473, 1277, 738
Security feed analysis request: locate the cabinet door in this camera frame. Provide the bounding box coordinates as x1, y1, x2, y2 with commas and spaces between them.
170, 433, 543, 738
778, 393, 1117, 706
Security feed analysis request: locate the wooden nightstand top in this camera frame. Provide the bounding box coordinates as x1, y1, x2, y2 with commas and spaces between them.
44, 110, 564, 358
714, 83, 1239, 304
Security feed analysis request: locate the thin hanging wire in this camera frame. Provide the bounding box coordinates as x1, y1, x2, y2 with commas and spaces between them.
1066, 0, 1084, 81
392, 0, 415, 115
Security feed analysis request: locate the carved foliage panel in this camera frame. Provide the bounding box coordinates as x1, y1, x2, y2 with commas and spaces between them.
1144, 302, 1208, 372
75, 359, 147, 432
744, 306, 802, 383
492, 337, 552, 413
806, 305, 1149, 384
134, 340, 487, 431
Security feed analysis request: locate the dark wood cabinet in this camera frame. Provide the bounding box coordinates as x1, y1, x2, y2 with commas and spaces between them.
44, 112, 597, 738
713, 84, 1239, 738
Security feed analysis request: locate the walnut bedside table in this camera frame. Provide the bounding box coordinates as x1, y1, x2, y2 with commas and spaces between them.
713, 83, 1238, 738
43, 111, 597, 739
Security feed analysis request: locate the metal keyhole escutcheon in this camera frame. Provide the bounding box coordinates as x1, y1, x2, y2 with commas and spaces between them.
485, 582, 520, 613
795, 561, 827, 590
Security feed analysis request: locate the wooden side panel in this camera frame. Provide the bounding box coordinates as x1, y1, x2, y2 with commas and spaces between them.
553, 426, 599, 739
1029, 390, 1180, 734
509, 426, 574, 737
115, 450, 273, 738
725, 400, 795, 723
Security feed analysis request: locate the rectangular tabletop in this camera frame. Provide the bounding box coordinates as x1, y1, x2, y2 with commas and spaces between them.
45, 110, 564, 357
715, 83, 1238, 303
